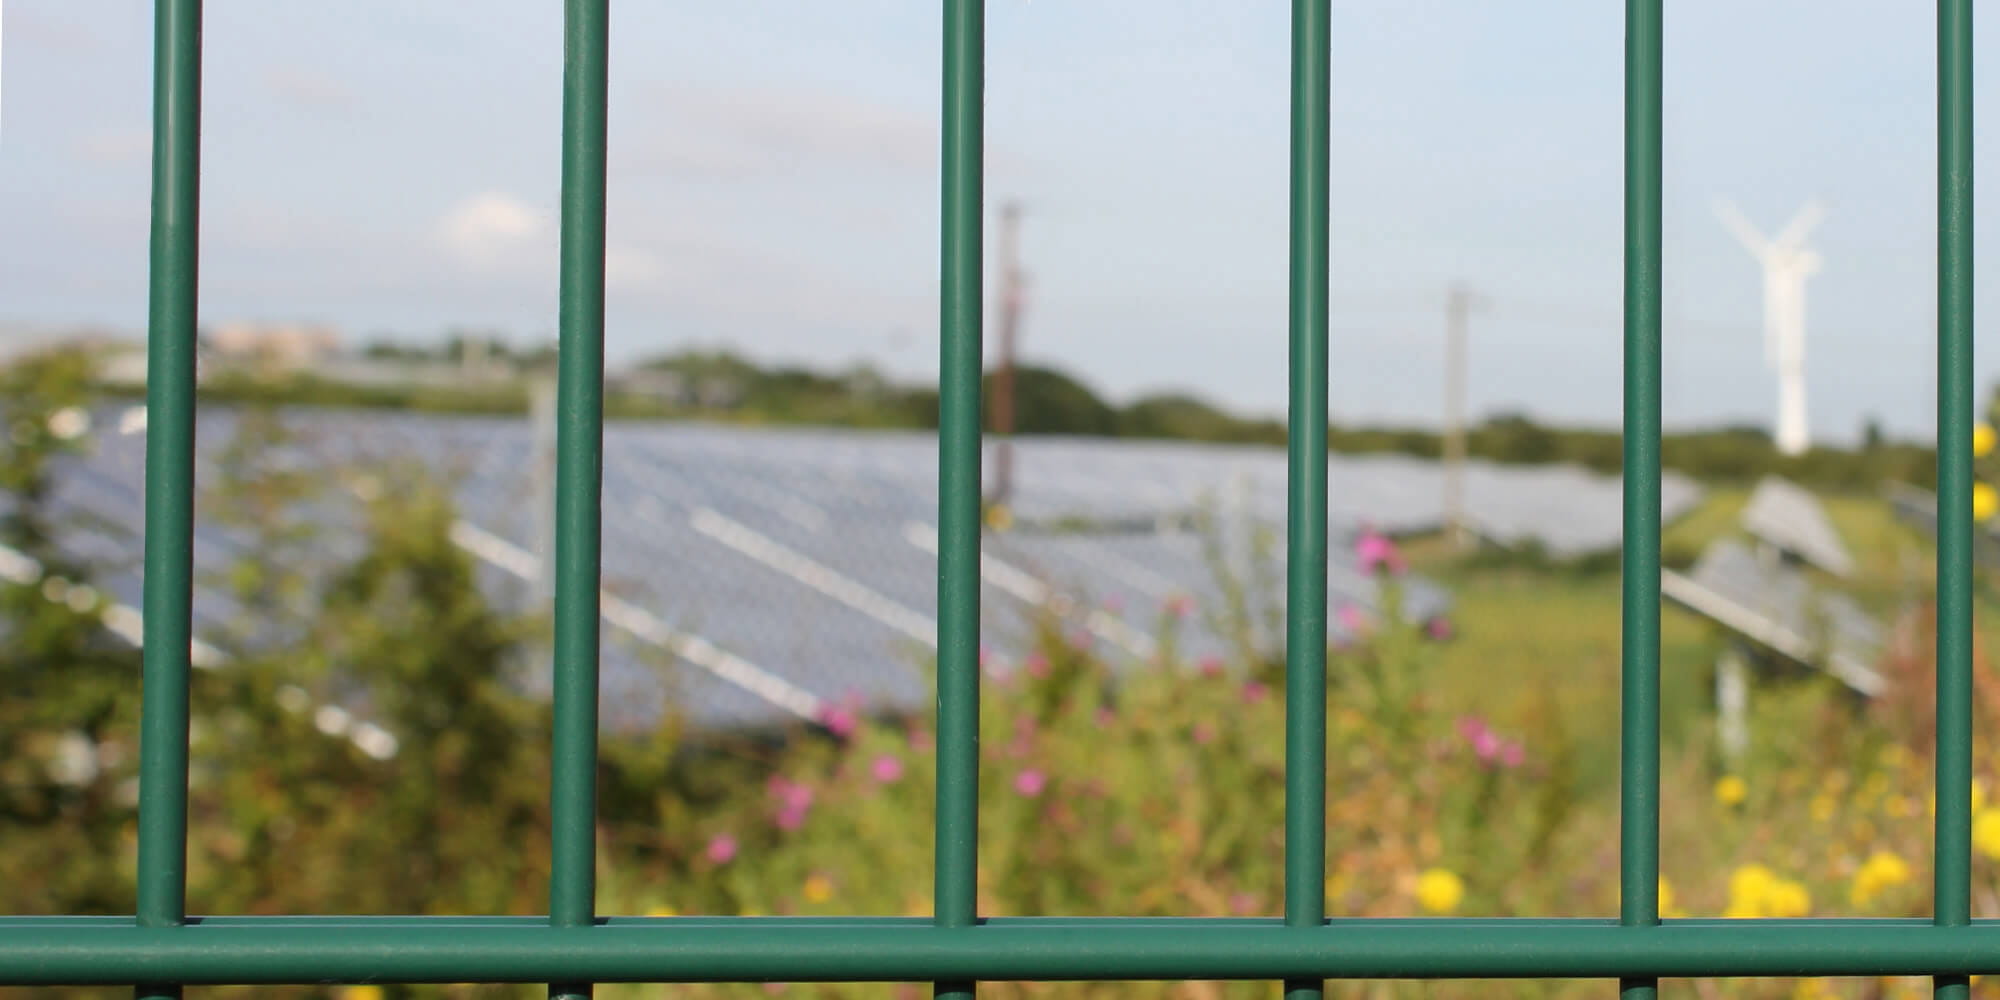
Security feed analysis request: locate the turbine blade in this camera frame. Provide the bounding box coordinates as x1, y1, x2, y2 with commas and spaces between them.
1772, 200, 1826, 249
1713, 199, 1768, 257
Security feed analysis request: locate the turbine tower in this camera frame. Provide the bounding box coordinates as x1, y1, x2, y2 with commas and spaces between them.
1716, 199, 1824, 457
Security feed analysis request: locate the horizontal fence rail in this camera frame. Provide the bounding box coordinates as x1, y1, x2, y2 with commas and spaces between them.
6, 0, 1973, 992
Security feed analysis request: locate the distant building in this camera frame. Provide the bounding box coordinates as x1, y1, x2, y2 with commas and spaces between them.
205, 322, 341, 371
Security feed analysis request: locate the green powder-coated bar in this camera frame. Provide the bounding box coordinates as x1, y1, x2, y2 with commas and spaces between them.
1935, 5, 1974, 1000
135, 2, 203, 997
1283, 1, 1331, 999
18, 920, 2000, 984
548, 2, 610, 999
1619, 3, 1663, 1000
935, 3, 984, 1000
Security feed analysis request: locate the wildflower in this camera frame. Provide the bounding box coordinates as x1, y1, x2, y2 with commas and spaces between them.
1458, 716, 1524, 769
1726, 864, 1809, 918
1024, 651, 1051, 678
769, 777, 815, 832
1229, 892, 1261, 915
1972, 808, 2000, 860
1165, 593, 1196, 619
1810, 794, 1837, 823
1014, 768, 1047, 797
1192, 721, 1217, 745
1976, 483, 1999, 523
870, 754, 905, 784
1765, 879, 1811, 918
1356, 528, 1406, 575
1978, 424, 1996, 458
1658, 876, 1680, 917
1067, 628, 1094, 650
706, 833, 739, 865
339, 988, 386, 1000
802, 873, 835, 904
817, 695, 861, 741
1726, 864, 1777, 916
1198, 655, 1225, 677
1336, 604, 1370, 634
1425, 617, 1454, 641
1414, 868, 1465, 914
1095, 706, 1116, 727
1242, 680, 1269, 704
908, 726, 934, 752
1850, 850, 1912, 906
1715, 775, 1748, 807
646, 904, 679, 917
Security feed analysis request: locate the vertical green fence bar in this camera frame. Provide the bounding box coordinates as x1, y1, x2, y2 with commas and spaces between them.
1934, 4, 1974, 1000
135, 1, 202, 998
935, 3, 984, 1000
1283, 2, 1331, 999
549, 2, 610, 999
1619, 3, 1663, 1000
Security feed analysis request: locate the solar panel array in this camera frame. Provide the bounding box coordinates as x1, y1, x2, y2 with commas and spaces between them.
34, 406, 1698, 733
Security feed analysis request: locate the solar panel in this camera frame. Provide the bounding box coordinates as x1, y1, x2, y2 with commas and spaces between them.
35, 406, 1742, 734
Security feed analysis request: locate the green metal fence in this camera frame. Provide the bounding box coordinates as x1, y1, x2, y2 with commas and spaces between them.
0, 0, 1982, 995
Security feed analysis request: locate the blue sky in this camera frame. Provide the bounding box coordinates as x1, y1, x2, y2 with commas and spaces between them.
2, 2, 1996, 443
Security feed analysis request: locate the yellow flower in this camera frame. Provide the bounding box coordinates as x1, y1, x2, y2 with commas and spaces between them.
340, 988, 386, 1000
1810, 794, 1838, 823
1792, 979, 1839, 1000
1850, 850, 1913, 906
985, 503, 1014, 531
646, 905, 679, 917
1414, 868, 1465, 914
1658, 876, 1682, 917
1765, 879, 1812, 918
1977, 424, 1996, 458
1976, 483, 1999, 523
1715, 775, 1749, 807
1729, 864, 1776, 909
1973, 809, 2000, 860
903, 895, 930, 918
802, 873, 835, 904
1725, 864, 1807, 917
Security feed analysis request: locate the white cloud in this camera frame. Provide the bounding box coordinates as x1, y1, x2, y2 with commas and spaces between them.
437, 192, 546, 266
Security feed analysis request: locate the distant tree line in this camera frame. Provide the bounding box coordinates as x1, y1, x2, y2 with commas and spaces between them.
137, 344, 1941, 490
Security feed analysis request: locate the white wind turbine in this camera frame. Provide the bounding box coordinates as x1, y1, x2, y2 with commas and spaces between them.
1715, 199, 1825, 457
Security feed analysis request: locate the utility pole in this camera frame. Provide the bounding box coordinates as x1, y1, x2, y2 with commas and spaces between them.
991, 200, 1026, 507
1442, 282, 1480, 548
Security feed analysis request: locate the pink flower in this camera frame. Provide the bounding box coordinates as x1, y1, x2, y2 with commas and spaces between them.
1356, 528, 1406, 576
1068, 628, 1094, 650
705, 834, 738, 865
1014, 768, 1047, 797
1336, 604, 1369, 634
1458, 715, 1525, 769
1165, 593, 1196, 619
769, 776, 815, 831
1198, 655, 1225, 677
1426, 617, 1454, 640
1024, 651, 1051, 678
1096, 706, 1116, 727
1102, 594, 1126, 613
1242, 680, 1270, 704
870, 754, 904, 784
817, 694, 862, 740
1229, 892, 1261, 915
907, 726, 934, 752
1192, 722, 1218, 745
